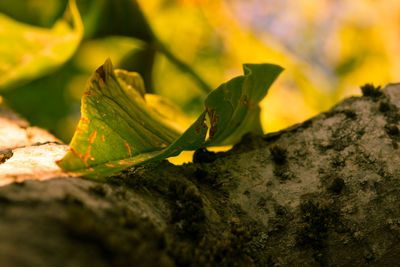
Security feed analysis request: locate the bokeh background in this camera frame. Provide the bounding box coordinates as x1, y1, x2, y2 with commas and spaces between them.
1, 0, 400, 145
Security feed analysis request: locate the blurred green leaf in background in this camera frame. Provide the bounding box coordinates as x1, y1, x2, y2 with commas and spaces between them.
0, 0, 82, 89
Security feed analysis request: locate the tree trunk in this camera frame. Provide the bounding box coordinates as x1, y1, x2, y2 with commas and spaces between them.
1, 84, 400, 266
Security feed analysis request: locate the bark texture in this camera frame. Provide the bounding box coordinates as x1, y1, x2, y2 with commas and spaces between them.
2, 84, 400, 266
0, 106, 68, 185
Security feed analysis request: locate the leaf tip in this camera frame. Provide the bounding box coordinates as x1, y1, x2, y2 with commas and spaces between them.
96, 58, 114, 82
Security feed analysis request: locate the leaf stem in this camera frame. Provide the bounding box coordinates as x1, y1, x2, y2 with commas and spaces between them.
154, 40, 213, 94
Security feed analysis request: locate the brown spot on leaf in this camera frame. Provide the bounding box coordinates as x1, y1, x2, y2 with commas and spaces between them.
223, 86, 229, 93
240, 95, 256, 108
70, 147, 80, 158
89, 131, 97, 143
82, 146, 92, 167
241, 95, 249, 106
80, 118, 90, 124
70, 147, 88, 167
207, 108, 219, 139
84, 90, 97, 96
123, 140, 132, 157
195, 113, 208, 134
70, 147, 83, 158
96, 65, 106, 81
101, 135, 105, 142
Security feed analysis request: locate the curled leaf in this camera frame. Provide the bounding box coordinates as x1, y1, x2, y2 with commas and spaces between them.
58, 59, 283, 178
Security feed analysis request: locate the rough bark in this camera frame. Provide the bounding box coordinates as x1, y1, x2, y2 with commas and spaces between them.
1, 84, 400, 266
0, 105, 68, 185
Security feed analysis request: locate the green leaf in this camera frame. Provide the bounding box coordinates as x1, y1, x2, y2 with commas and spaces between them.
0, 0, 68, 28
0, 0, 83, 90
57, 59, 283, 178
78, 0, 154, 41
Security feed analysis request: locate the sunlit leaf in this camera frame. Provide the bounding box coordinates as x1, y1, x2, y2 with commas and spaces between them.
57, 59, 282, 178
0, 0, 83, 90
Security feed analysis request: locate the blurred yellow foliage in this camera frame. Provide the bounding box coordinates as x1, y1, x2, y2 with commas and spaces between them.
139, 0, 400, 134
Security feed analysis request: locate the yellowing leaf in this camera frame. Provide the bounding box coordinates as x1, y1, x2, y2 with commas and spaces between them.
57, 59, 282, 178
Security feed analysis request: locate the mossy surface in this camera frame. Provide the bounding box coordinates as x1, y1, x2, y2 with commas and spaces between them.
3, 84, 400, 266
296, 199, 339, 264
361, 83, 383, 98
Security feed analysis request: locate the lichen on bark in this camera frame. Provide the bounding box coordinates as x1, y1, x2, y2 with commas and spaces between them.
1, 84, 400, 265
